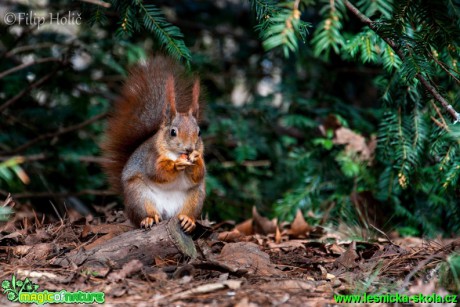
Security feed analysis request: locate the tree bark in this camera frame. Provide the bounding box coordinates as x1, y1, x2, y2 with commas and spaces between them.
53, 217, 197, 268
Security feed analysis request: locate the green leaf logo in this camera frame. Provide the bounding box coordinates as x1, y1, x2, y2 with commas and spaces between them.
1, 275, 39, 302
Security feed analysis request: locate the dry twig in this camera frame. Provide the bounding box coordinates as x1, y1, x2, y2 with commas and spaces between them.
5, 112, 107, 155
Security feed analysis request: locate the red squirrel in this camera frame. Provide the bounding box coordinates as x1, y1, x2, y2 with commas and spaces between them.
101, 56, 206, 233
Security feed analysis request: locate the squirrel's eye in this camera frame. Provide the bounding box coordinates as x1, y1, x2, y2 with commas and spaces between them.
198, 129, 201, 137
170, 128, 177, 137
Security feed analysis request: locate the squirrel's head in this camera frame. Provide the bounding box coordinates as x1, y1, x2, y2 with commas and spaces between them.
160, 75, 202, 159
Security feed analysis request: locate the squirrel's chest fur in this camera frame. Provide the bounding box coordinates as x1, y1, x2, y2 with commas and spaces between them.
145, 171, 193, 218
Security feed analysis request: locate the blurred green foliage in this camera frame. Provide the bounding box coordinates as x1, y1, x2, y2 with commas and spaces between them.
0, 0, 459, 236
439, 253, 460, 292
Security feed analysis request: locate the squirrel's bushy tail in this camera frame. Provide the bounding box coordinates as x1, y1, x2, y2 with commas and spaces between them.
101, 56, 200, 192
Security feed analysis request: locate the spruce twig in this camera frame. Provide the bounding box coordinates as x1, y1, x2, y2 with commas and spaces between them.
344, 0, 460, 124
430, 100, 448, 129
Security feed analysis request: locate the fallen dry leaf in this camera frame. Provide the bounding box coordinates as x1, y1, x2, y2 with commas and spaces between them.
24, 228, 52, 245
218, 229, 246, 242
275, 226, 282, 244
213, 242, 280, 276
327, 243, 346, 255
309, 226, 326, 238
235, 218, 253, 235
267, 240, 307, 252
334, 241, 359, 269
13, 243, 53, 260
333, 127, 375, 162
252, 206, 276, 235
393, 236, 426, 248
326, 273, 336, 280
108, 259, 143, 282
0, 230, 26, 243
318, 265, 328, 279
287, 210, 311, 238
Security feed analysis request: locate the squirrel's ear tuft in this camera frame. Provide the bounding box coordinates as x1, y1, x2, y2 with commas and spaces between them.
189, 79, 200, 119
165, 75, 177, 122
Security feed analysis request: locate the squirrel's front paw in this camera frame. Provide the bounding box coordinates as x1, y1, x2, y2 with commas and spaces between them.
178, 214, 196, 233
175, 158, 192, 171
140, 214, 161, 228
188, 150, 201, 163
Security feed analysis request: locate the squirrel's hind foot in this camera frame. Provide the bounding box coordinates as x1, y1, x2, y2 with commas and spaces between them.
140, 215, 161, 228
178, 214, 196, 233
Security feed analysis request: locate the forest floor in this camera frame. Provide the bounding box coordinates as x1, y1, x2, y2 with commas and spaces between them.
0, 197, 459, 306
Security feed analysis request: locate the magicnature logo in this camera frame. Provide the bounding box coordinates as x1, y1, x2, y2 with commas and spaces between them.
2, 275, 39, 301
1, 275, 104, 304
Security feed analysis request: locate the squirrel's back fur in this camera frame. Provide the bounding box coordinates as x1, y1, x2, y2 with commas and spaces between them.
101, 56, 202, 192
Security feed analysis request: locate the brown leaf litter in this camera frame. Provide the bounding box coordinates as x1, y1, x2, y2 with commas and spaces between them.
0, 198, 459, 306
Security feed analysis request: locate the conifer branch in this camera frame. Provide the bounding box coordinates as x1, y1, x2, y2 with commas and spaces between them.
430, 100, 448, 129
255, 0, 311, 56
430, 54, 460, 85
138, 3, 191, 63
344, 0, 460, 124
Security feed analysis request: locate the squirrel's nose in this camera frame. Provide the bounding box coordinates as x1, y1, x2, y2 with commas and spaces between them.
185, 147, 193, 154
